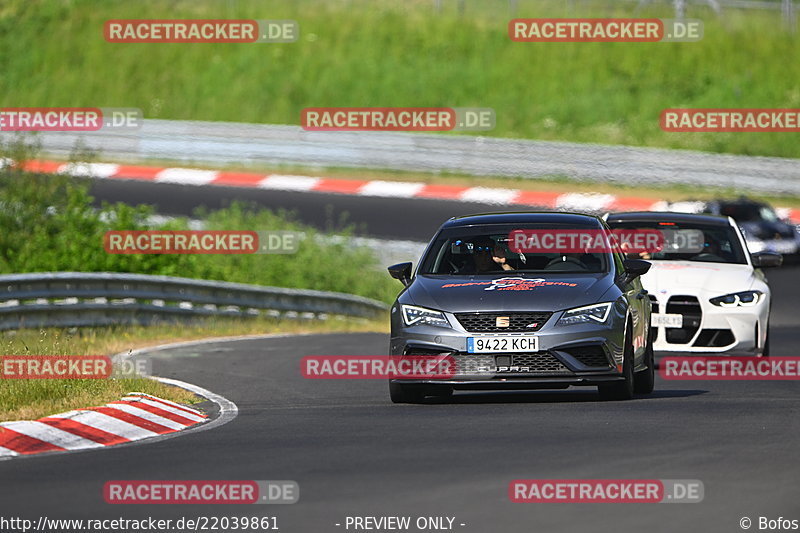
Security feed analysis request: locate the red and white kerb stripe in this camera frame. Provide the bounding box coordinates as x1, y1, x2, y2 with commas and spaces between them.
13, 159, 800, 223
0, 393, 206, 457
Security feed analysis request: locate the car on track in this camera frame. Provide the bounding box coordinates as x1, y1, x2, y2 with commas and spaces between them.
386, 212, 654, 403
653, 197, 800, 261
705, 198, 800, 261
605, 211, 782, 356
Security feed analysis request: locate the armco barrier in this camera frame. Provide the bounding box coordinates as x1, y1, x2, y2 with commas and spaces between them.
0, 272, 387, 330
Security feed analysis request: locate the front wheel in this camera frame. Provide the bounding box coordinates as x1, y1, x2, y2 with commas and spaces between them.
389, 381, 426, 403
599, 323, 635, 401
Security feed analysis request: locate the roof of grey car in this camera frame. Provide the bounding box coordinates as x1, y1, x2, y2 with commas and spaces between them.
442, 211, 603, 228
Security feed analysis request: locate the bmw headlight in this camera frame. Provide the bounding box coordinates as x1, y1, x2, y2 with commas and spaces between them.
401, 305, 450, 328
709, 290, 763, 307
557, 302, 613, 326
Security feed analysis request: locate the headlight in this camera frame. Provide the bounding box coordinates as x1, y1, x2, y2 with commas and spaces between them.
401, 305, 450, 327
709, 290, 763, 307
557, 302, 613, 326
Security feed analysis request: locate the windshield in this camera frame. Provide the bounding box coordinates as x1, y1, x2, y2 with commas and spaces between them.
607, 220, 748, 265
419, 223, 613, 275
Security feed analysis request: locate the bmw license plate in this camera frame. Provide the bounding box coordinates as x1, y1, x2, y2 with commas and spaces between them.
651, 313, 683, 328
467, 336, 538, 353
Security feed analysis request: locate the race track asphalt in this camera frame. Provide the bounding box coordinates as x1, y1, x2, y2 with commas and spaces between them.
1, 266, 798, 533
1, 179, 797, 533
87, 179, 536, 241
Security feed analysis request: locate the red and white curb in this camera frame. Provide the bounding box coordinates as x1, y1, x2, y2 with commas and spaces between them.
0, 393, 207, 457
19, 159, 800, 223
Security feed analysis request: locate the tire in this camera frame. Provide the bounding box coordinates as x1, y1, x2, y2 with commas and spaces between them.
761, 326, 770, 358
599, 323, 635, 401
389, 381, 426, 403
634, 325, 656, 394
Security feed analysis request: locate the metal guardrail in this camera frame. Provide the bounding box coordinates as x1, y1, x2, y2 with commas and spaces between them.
9, 119, 800, 195
0, 273, 387, 331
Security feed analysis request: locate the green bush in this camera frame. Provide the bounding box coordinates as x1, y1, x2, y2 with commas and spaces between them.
0, 143, 399, 303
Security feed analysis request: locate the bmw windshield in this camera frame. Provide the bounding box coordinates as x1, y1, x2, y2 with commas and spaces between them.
608, 221, 748, 265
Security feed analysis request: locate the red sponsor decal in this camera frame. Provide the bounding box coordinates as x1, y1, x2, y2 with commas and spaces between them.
660, 357, 800, 380
442, 278, 578, 291
509, 18, 663, 42
104, 20, 259, 43
104, 231, 258, 254
1, 356, 111, 379
301, 355, 456, 379
104, 481, 259, 504
0, 108, 102, 132
301, 107, 457, 131
661, 109, 800, 132
510, 479, 664, 503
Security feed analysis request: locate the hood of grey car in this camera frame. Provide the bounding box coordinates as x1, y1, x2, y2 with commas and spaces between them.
406, 273, 616, 313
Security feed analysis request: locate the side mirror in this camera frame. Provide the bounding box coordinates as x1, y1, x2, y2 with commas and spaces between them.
751, 251, 783, 268
621, 259, 651, 282
388, 262, 413, 286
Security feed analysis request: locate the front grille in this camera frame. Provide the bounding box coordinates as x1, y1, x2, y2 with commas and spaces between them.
561, 345, 611, 368
452, 353, 570, 376
665, 295, 702, 344
454, 312, 552, 333
453, 354, 496, 375
693, 329, 735, 347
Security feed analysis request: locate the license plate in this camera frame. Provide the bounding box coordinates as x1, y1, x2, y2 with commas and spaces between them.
467, 336, 538, 353
651, 313, 683, 328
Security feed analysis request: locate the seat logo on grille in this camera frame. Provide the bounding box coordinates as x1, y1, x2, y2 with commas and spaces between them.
526, 323, 538, 328
496, 316, 510, 327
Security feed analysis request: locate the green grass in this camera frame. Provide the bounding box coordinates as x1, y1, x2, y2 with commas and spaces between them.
0, 315, 387, 422
1, 0, 799, 158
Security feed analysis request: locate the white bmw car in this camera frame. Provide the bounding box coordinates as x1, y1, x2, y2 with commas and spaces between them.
605, 212, 782, 356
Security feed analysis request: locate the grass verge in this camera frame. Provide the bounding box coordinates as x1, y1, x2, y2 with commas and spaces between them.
2, 0, 799, 158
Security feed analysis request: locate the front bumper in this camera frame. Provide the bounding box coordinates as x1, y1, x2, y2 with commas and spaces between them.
389, 307, 627, 390
649, 294, 768, 355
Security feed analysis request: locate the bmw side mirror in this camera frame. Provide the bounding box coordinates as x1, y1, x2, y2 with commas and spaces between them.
388, 262, 413, 286
751, 251, 782, 268
621, 259, 651, 282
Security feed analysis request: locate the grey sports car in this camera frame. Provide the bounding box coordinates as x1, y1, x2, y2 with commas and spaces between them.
387, 212, 654, 403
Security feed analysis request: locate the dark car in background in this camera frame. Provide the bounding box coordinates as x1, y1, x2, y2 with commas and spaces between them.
386, 212, 654, 403
703, 198, 800, 261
